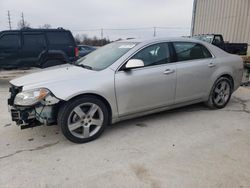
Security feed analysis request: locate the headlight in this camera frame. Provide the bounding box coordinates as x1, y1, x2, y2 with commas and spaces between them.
14, 88, 50, 106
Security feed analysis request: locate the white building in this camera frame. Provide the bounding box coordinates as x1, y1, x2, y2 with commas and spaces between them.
191, 0, 250, 53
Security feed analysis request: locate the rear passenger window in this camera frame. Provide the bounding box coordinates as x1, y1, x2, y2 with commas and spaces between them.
47, 32, 72, 45
23, 34, 46, 48
0, 34, 20, 48
173, 42, 212, 61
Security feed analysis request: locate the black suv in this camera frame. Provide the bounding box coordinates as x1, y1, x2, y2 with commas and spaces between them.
0, 28, 78, 69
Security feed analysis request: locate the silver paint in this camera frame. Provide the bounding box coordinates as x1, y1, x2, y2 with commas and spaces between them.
10, 37, 244, 124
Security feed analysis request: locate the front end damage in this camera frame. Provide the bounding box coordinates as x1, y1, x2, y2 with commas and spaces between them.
8, 85, 61, 129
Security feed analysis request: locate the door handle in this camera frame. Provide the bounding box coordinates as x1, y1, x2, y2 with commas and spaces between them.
208, 62, 216, 67
164, 69, 175, 74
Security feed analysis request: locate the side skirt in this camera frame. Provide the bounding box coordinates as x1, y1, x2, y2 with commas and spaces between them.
112, 98, 204, 124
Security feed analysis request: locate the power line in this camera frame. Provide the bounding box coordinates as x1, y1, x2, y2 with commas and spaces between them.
157, 26, 190, 30
104, 27, 153, 31
71, 26, 190, 39
72, 29, 101, 32
71, 26, 190, 32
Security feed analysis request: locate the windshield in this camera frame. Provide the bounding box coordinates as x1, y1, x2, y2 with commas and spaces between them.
193, 35, 214, 43
75, 42, 137, 70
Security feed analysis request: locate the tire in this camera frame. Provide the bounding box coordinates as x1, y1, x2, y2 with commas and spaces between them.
206, 77, 233, 109
57, 96, 109, 143
42, 60, 64, 68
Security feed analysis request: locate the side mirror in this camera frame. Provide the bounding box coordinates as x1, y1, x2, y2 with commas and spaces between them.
125, 59, 144, 70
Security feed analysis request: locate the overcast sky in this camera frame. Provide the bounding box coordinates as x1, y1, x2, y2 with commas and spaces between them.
0, 0, 194, 40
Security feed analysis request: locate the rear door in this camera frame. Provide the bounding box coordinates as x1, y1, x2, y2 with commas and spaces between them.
46, 31, 75, 61
19, 32, 47, 67
172, 42, 214, 103
0, 33, 20, 68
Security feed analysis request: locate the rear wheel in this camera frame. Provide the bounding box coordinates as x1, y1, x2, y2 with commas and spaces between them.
206, 77, 232, 109
42, 60, 65, 68
58, 96, 109, 143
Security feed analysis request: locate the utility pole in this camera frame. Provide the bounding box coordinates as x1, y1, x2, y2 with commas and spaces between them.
7, 10, 12, 30
21, 12, 25, 28
101, 28, 103, 39
191, 0, 197, 36
153, 27, 156, 37
101, 28, 104, 46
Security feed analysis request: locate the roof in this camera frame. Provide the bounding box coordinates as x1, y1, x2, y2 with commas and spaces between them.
0, 28, 69, 33
118, 36, 206, 44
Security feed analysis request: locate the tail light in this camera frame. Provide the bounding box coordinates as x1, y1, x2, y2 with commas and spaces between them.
75, 47, 79, 57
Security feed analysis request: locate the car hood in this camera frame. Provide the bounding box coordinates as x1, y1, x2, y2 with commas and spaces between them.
10, 64, 94, 87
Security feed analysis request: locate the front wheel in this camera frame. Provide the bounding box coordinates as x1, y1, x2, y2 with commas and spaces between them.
58, 96, 109, 143
206, 77, 232, 109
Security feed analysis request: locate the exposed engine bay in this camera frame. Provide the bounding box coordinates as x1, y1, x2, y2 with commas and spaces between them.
8, 85, 61, 129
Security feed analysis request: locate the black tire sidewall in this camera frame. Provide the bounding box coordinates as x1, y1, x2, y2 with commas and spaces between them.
210, 77, 232, 109
58, 96, 109, 143
42, 60, 64, 68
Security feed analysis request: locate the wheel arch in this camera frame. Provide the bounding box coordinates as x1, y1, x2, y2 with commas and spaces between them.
206, 71, 235, 100
64, 93, 113, 124
38, 50, 69, 67
218, 74, 234, 90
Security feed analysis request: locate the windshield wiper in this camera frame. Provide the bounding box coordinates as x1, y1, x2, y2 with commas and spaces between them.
75, 64, 93, 70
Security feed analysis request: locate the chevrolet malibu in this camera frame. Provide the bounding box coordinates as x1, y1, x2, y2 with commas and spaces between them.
8, 37, 243, 143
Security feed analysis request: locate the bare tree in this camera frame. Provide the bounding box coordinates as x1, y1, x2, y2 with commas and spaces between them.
74, 34, 111, 46
17, 20, 30, 29
39, 24, 52, 29
74, 34, 82, 44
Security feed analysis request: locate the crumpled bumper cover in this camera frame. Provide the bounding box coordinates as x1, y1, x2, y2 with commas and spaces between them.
10, 107, 39, 129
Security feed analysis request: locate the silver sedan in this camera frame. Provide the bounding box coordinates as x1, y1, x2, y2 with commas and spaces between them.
9, 37, 243, 143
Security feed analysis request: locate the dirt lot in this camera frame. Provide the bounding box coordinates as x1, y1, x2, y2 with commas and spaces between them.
0, 75, 250, 188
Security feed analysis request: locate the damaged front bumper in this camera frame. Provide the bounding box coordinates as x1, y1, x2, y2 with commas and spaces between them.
8, 85, 61, 129
10, 105, 57, 129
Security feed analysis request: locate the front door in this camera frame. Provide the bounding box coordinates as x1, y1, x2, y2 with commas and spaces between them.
115, 42, 176, 116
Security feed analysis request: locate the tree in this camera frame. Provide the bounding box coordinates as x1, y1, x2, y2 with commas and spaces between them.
74, 34, 111, 46
40, 24, 52, 29
17, 20, 30, 29
74, 34, 82, 45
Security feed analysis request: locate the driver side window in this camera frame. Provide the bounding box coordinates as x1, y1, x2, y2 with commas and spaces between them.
0, 34, 20, 48
132, 43, 171, 67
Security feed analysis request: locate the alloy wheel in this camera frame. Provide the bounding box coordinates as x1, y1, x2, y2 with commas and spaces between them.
67, 103, 104, 139
213, 80, 231, 106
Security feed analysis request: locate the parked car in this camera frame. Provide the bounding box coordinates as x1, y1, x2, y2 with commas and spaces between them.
193, 34, 248, 55
78, 45, 96, 57
0, 28, 78, 69
8, 37, 243, 143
